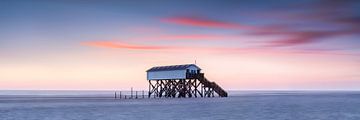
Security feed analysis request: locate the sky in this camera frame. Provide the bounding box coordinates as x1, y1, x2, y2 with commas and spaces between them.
0, 0, 360, 90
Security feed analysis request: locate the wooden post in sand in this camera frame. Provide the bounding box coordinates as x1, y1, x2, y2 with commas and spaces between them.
142, 90, 145, 98
119, 91, 122, 99
131, 87, 133, 99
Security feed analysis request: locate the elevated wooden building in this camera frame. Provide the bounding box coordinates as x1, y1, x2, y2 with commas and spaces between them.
147, 64, 227, 98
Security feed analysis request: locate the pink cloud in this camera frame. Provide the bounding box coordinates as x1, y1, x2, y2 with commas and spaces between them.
211, 47, 360, 57
81, 41, 168, 50
245, 0, 360, 47
81, 40, 359, 57
158, 34, 224, 40
160, 16, 333, 47
158, 0, 360, 48
161, 16, 255, 30
154, 34, 247, 41
264, 31, 333, 47
123, 33, 247, 42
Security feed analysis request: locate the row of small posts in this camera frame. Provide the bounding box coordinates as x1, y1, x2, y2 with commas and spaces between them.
114, 87, 147, 99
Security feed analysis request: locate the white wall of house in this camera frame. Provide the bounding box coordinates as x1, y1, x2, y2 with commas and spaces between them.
147, 70, 186, 80
147, 65, 201, 80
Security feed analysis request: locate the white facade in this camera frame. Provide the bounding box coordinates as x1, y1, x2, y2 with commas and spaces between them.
147, 64, 201, 80
147, 70, 186, 80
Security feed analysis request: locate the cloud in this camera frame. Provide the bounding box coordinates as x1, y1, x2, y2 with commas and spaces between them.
85, 0, 360, 54
81, 41, 168, 50
154, 34, 247, 41
81, 40, 359, 57
158, 0, 360, 48
158, 34, 225, 40
122, 33, 248, 42
212, 47, 360, 56
250, 0, 360, 47
161, 16, 254, 30
160, 16, 333, 47
258, 30, 342, 47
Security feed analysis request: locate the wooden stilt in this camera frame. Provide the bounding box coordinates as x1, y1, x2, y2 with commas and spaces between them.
136, 91, 138, 99
131, 87, 133, 99
119, 91, 122, 99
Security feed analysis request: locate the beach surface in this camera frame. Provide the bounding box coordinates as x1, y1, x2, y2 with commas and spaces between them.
1, 91, 360, 120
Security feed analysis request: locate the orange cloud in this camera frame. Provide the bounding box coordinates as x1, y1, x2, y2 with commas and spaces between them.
81, 41, 168, 50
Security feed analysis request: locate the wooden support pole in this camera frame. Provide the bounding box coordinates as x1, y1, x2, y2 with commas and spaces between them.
155, 80, 159, 98
115, 92, 117, 99
136, 91, 138, 99
201, 85, 204, 97
131, 87, 133, 99
148, 81, 151, 98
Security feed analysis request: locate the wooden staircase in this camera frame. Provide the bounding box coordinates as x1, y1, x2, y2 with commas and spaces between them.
194, 73, 228, 97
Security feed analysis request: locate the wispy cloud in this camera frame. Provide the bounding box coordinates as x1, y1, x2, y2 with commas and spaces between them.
159, 0, 360, 48
160, 16, 328, 47
81, 41, 359, 57
254, 30, 342, 47
160, 16, 335, 47
250, 0, 360, 47
157, 34, 227, 40
84, 0, 360, 54
210, 47, 360, 56
81, 41, 168, 50
146, 34, 246, 41
161, 16, 254, 30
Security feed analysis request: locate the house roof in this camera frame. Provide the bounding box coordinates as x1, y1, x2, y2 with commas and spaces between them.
146, 64, 200, 72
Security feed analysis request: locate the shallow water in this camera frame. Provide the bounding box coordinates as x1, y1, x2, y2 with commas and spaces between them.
1, 91, 360, 120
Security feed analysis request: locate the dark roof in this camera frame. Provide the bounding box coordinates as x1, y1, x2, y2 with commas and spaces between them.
146, 64, 200, 72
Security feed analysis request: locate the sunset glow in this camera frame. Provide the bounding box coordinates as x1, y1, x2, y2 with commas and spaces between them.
1, 0, 359, 90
